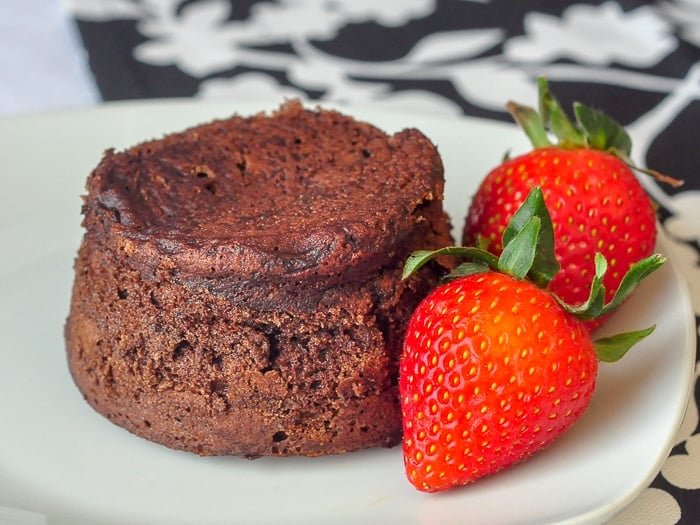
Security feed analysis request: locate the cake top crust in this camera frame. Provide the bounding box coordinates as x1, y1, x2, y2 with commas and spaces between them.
84, 100, 445, 288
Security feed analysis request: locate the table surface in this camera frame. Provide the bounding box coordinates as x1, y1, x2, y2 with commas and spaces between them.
2, 1, 699, 524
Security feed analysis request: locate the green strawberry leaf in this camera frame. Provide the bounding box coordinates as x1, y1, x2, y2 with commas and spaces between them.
441, 261, 491, 283
573, 102, 632, 156
506, 101, 551, 149
402, 246, 498, 280
593, 325, 656, 362
502, 186, 560, 287
600, 253, 667, 314
537, 77, 586, 147
560, 253, 608, 320
499, 216, 540, 279
502, 186, 538, 246
557, 252, 667, 321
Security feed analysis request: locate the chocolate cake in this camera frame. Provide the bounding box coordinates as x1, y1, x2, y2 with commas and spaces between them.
65, 100, 453, 457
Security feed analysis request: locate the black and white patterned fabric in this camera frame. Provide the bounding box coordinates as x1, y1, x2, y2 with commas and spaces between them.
63, 1, 700, 522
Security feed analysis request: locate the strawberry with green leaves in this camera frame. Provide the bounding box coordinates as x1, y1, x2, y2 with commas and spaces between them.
400, 187, 665, 492
463, 78, 681, 330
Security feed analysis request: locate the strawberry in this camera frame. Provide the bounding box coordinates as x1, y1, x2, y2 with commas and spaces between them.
400, 187, 665, 492
401, 271, 596, 492
463, 78, 681, 330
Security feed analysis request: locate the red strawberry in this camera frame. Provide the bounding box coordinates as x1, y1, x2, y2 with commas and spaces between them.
401, 271, 596, 491
400, 187, 665, 492
463, 78, 681, 330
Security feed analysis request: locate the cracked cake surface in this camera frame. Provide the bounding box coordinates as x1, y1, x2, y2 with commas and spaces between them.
65, 100, 453, 457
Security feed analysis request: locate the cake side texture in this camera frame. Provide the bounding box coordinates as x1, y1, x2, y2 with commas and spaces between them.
65, 100, 453, 457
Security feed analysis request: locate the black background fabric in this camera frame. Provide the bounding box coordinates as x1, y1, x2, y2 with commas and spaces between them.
75, 0, 700, 187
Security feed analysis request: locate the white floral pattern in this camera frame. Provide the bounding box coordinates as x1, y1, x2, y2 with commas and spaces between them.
659, 0, 700, 48
134, 0, 243, 76
608, 487, 682, 524
504, 2, 676, 66
63, 1, 700, 522
664, 429, 700, 490
664, 198, 700, 316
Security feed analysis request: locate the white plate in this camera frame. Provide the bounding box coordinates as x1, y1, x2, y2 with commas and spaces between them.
0, 100, 695, 525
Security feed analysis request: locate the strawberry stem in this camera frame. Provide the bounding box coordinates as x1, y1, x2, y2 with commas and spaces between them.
612, 150, 684, 188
